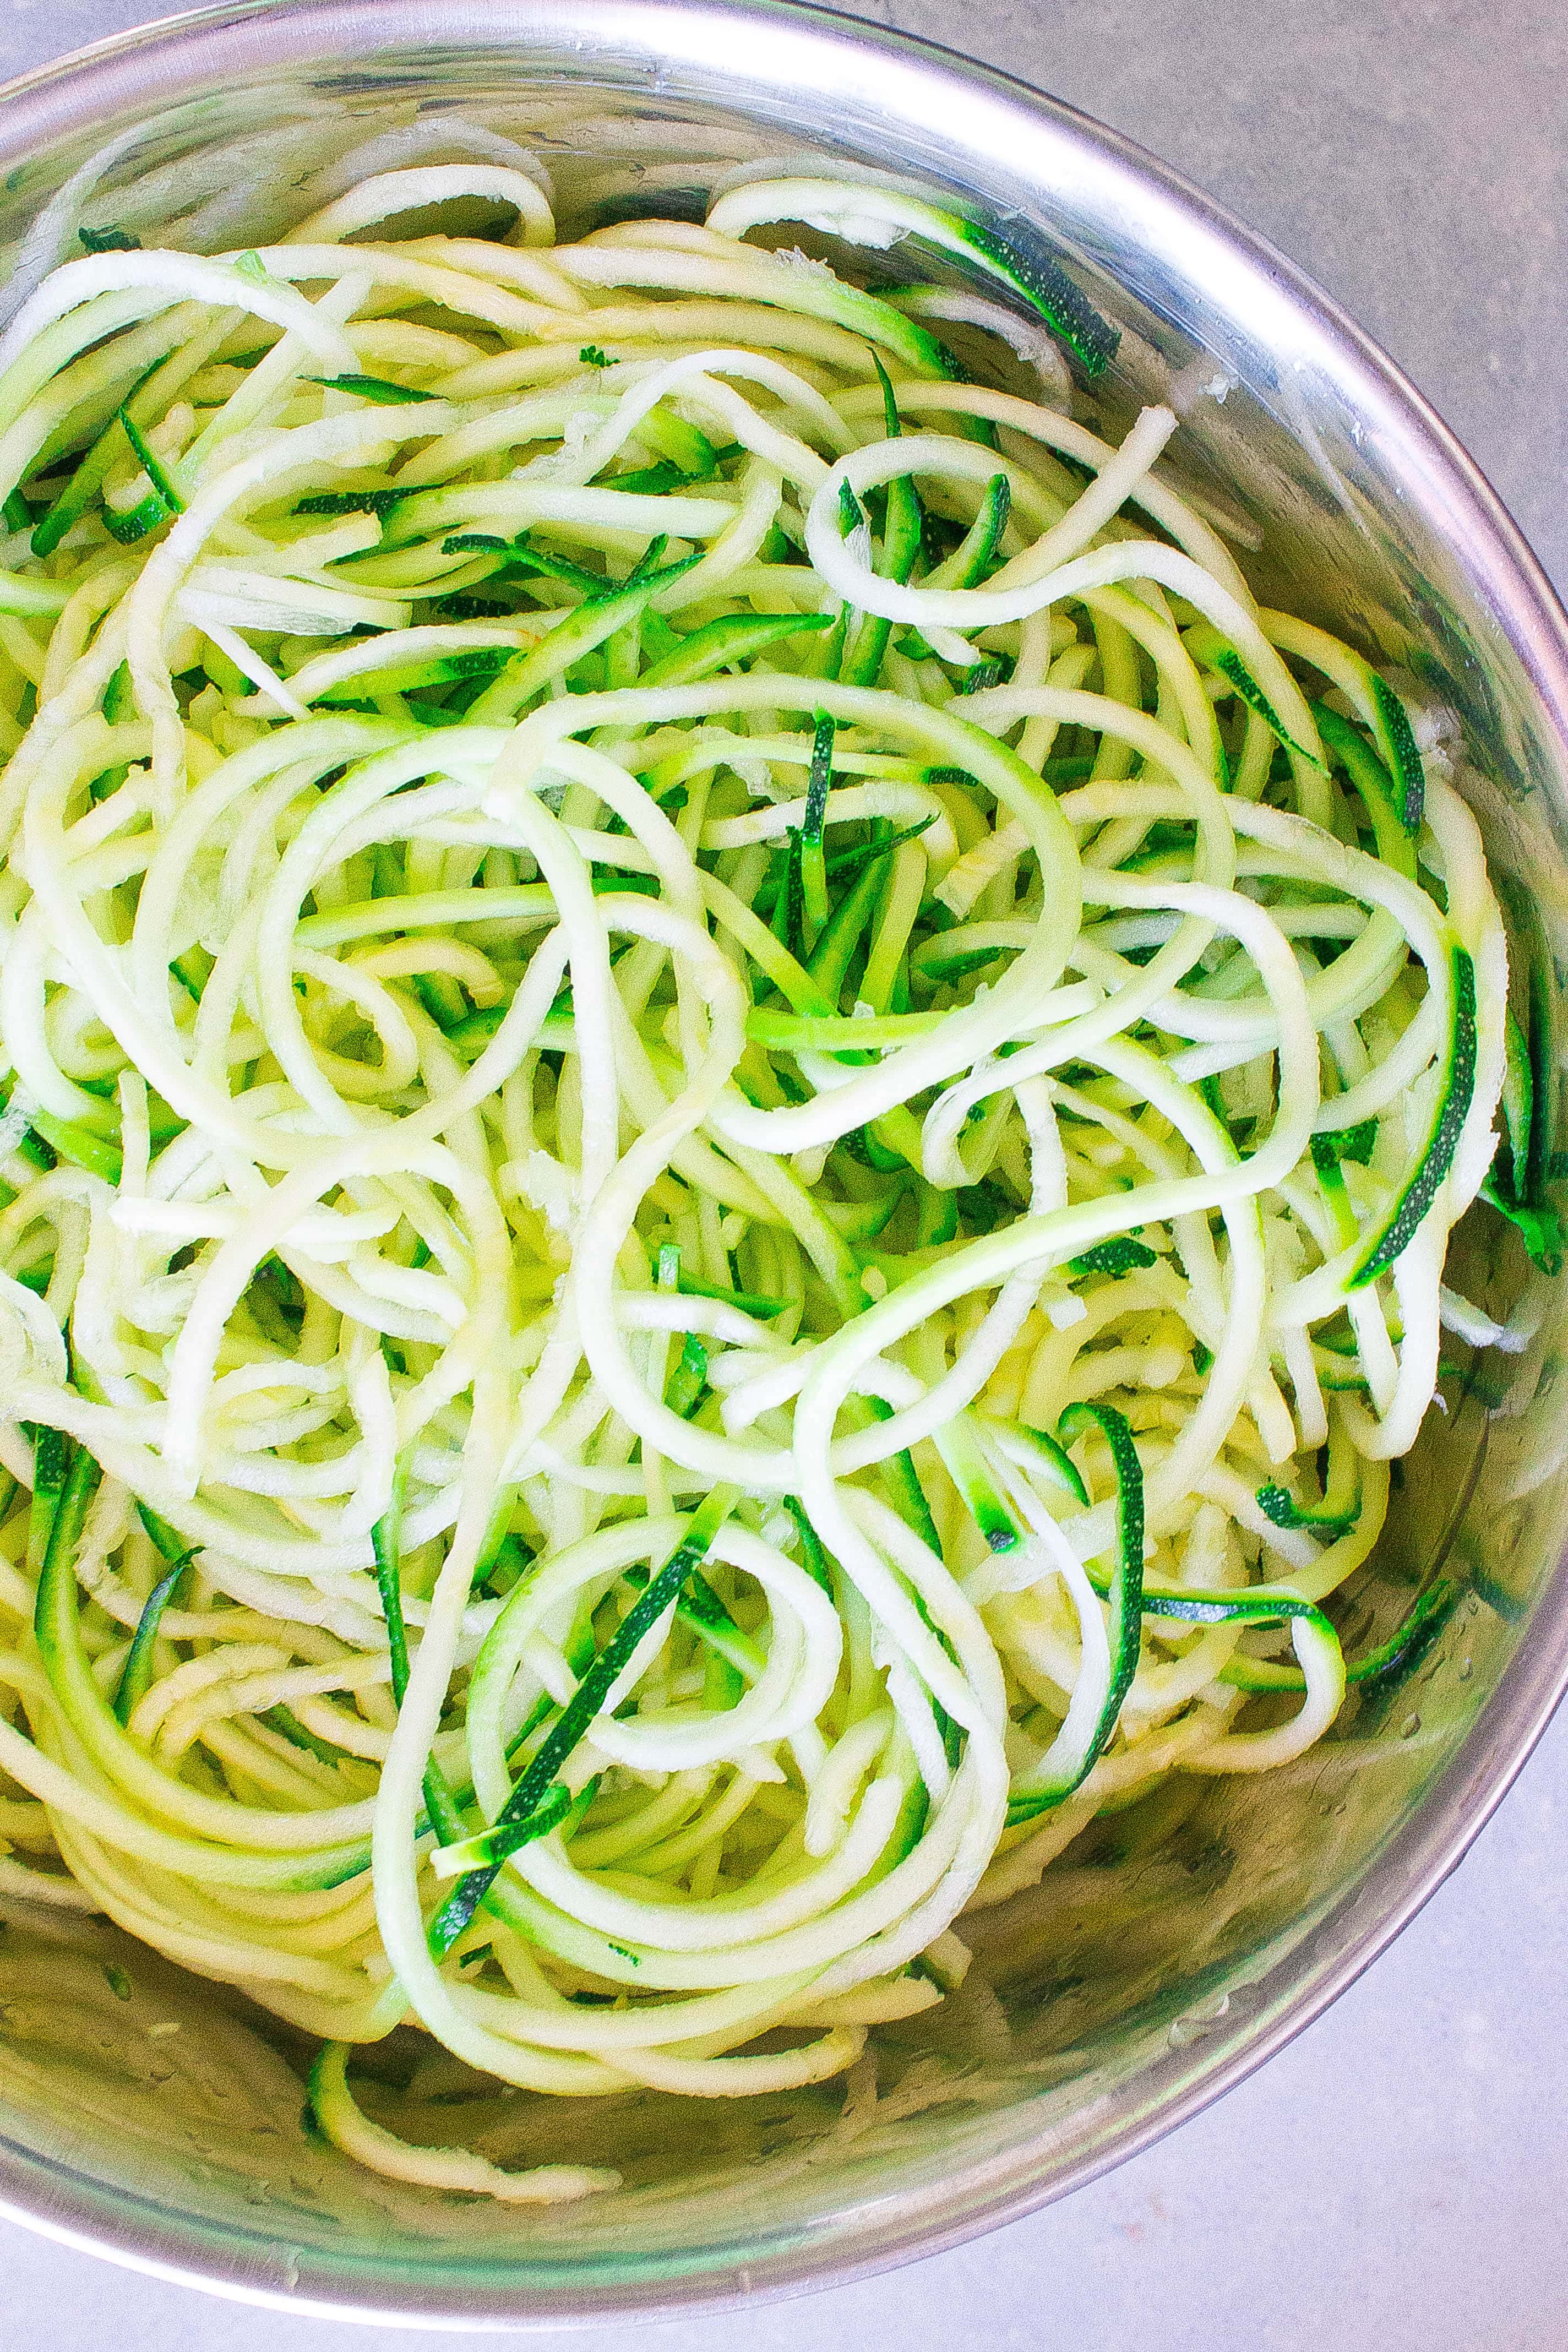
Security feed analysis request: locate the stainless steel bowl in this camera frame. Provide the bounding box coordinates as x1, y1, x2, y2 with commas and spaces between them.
2, 0, 1567, 2326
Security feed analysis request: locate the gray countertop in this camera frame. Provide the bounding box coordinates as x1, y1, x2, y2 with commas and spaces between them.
1, 4, 1565, 2345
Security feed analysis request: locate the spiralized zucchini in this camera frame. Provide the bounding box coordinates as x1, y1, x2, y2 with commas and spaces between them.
0, 132, 1528, 2202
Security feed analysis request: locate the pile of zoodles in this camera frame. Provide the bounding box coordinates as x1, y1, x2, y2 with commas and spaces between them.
0, 127, 1544, 2200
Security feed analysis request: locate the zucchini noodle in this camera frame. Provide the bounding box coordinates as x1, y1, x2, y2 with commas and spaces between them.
0, 142, 1533, 2203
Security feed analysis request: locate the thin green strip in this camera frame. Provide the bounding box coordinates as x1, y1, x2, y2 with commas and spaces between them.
1007, 1402, 1144, 1824
427, 1486, 739, 1953
1352, 945, 1477, 1286
115, 1551, 195, 1725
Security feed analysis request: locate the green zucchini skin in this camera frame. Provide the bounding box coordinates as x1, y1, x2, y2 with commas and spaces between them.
1314, 703, 1416, 878
636, 610, 830, 690
1480, 976, 1564, 1271
1006, 1402, 1144, 1826
1186, 623, 1321, 764
113, 1551, 194, 1727
373, 1462, 467, 1844
428, 1487, 739, 1955
306, 372, 438, 407
840, 358, 924, 692
1352, 946, 1477, 1287
1369, 673, 1425, 832
1215, 1577, 1452, 1698
954, 219, 1119, 379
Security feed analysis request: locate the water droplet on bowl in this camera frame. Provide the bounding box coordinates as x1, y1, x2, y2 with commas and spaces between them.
1167, 1992, 1229, 2047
